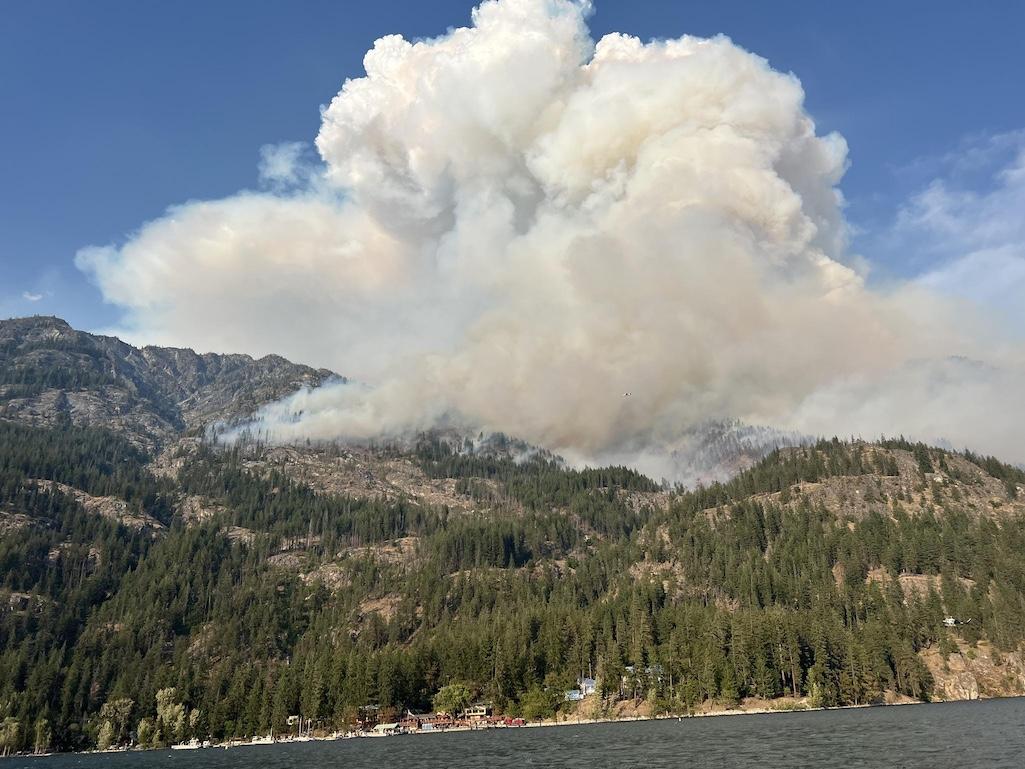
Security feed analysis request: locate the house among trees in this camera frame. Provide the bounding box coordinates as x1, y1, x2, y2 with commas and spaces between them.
620, 665, 665, 698
356, 705, 380, 731
566, 676, 598, 701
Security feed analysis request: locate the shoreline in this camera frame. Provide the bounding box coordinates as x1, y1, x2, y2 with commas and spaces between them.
20, 693, 1018, 759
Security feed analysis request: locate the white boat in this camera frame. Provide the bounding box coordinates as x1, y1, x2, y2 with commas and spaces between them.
171, 739, 202, 750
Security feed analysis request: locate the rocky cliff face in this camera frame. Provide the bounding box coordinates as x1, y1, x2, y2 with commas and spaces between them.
0, 316, 338, 448
923, 640, 1025, 700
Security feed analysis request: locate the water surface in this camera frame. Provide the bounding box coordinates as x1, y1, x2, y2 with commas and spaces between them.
5, 699, 1024, 768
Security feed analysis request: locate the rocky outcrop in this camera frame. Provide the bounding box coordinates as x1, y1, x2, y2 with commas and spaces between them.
31, 480, 165, 534
922, 640, 1025, 701
0, 316, 338, 449
0, 510, 33, 539
177, 494, 228, 525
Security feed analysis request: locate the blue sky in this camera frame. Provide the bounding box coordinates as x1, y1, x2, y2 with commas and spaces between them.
2, 0, 1025, 330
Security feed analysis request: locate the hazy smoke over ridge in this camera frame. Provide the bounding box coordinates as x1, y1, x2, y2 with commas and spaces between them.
78, 0, 1025, 470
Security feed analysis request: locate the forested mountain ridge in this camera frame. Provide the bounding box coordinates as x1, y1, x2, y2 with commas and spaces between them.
0, 316, 336, 449
2, 318, 1025, 754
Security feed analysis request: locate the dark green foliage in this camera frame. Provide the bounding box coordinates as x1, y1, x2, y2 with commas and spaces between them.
2, 428, 1025, 753
0, 421, 175, 522
179, 444, 435, 549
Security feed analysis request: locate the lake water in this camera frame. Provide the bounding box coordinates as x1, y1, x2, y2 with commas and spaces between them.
5, 699, 1025, 768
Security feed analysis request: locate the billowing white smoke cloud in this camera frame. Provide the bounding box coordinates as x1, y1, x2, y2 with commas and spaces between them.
77, 0, 1025, 470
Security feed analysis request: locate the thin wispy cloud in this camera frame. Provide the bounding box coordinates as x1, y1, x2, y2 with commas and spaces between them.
22, 291, 44, 302
889, 132, 1025, 339
892, 129, 1025, 183
258, 141, 312, 189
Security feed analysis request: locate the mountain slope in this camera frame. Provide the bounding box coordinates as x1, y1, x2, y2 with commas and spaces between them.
0, 316, 337, 448
2, 318, 1025, 754
3, 425, 1025, 752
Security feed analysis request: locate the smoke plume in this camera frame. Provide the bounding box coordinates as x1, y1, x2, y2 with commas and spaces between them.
78, 0, 1025, 472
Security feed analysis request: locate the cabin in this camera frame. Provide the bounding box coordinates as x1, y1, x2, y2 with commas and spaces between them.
372, 722, 400, 736
566, 676, 598, 701
462, 703, 493, 720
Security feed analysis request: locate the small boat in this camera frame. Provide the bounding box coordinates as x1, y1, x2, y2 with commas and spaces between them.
171, 739, 202, 750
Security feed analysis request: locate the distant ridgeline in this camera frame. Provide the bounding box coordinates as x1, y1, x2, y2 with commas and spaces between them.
2, 418, 1025, 752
